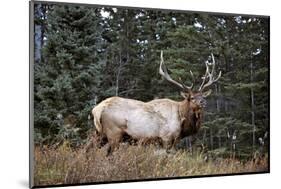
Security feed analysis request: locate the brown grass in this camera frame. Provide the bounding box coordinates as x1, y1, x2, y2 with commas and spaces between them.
34, 141, 268, 186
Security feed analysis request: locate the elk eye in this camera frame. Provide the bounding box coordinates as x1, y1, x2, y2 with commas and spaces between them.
190, 96, 194, 100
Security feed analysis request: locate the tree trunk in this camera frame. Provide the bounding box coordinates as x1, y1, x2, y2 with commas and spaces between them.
224, 100, 228, 112
215, 84, 220, 112
210, 129, 213, 150
250, 57, 256, 150
115, 50, 122, 96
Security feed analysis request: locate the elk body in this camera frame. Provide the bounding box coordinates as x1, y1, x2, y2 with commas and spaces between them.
91, 51, 221, 154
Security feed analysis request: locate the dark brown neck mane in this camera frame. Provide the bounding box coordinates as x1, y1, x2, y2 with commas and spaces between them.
178, 100, 203, 138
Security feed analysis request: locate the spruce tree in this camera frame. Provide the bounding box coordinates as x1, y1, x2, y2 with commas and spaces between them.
34, 4, 104, 145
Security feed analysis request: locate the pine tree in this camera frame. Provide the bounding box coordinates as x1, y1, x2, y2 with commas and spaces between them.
34, 4, 104, 145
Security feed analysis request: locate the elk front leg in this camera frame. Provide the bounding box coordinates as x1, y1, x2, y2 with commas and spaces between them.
162, 139, 174, 154
163, 137, 179, 154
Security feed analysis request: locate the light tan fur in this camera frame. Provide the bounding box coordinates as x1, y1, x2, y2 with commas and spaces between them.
92, 96, 201, 154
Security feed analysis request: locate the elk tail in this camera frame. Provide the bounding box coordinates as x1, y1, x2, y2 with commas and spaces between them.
92, 106, 103, 134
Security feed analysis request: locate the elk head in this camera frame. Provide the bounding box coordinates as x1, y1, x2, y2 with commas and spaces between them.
159, 50, 222, 111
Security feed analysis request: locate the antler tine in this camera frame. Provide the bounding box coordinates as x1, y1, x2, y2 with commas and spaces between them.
179, 77, 193, 90
159, 50, 193, 91
199, 53, 222, 91
190, 70, 195, 85
179, 70, 195, 90
198, 61, 210, 91
210, 53, 215, 76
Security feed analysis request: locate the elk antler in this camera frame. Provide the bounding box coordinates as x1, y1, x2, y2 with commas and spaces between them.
159, 50, 194, 91
198, 53, 222, 91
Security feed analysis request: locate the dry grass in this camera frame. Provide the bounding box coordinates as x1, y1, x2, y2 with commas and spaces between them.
34, 141, 268, 186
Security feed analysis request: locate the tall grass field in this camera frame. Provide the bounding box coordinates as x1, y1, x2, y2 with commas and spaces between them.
34, 141, 268, 186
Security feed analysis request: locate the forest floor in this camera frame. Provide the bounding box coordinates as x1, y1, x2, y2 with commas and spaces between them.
33, 142, 268, 186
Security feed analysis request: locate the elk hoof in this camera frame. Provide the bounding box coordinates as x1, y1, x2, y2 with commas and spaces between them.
166, 148, 176, 154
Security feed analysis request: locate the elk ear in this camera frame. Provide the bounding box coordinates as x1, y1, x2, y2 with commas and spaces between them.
181, 91, 190, 99
181, 91, 190, 100
202, 89, 212, 98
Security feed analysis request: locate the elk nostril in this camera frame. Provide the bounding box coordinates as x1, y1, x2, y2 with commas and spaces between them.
199, 100, 206, 107
203, 101, 207, 107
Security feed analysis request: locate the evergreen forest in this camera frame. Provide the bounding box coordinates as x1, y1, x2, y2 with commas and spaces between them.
32, 3, 269, 185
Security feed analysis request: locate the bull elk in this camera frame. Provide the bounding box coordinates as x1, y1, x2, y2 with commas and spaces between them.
91, 51, 221, 154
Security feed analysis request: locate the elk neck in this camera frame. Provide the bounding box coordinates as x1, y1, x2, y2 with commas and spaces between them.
178, 99, 203, 137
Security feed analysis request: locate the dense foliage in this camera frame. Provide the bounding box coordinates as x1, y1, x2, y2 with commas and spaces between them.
34, 3, 269, 159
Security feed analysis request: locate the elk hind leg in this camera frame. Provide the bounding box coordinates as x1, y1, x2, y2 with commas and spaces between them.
106, 134, 122, 156
104, 126, 124, 156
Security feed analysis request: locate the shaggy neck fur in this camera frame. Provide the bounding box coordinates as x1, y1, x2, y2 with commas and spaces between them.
178, 99, 202, 138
